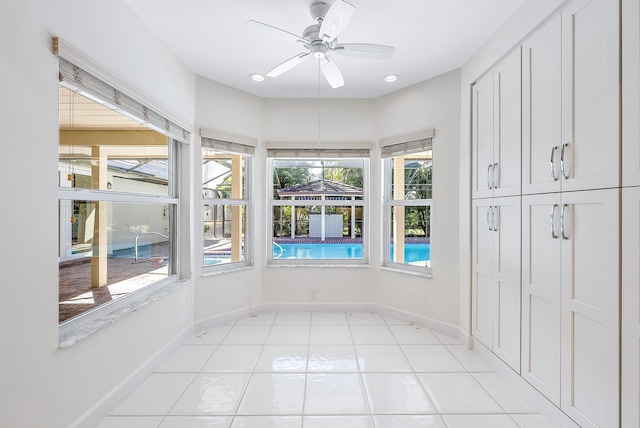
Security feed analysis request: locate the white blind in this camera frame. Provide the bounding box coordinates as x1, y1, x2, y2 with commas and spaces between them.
267, 148, 370, 158
59, 57, 191, 144
381, 137, 433, 158
202, 137, 255, 156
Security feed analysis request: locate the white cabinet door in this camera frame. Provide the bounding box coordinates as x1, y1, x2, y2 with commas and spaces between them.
472, 72, 495, 199
492, 196, 521, 372
472, 199, 495, 347
623, 0, 640, 186
472, 196, 521, 371
521, 193, 562, 405
560, 188, 620, 428
622, 187, 640, 428
561, 0, 620, 192
493, 49, 522, 198
522, 15, 562, 196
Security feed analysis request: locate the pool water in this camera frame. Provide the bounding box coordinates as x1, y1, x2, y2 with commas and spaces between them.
274, 242, 430, 262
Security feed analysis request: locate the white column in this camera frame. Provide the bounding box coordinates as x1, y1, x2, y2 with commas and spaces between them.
351, 196, 356, 239
321, 195, 326, 241
393, 156, 405, 263
291, 196, 296, 239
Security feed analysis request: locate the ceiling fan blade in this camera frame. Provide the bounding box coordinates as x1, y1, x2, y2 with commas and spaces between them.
320, 56, 345, 88
332, 43, 395, 59
319, 0, 355, 43
266, 52, 311, 77
245, 20, 306, 44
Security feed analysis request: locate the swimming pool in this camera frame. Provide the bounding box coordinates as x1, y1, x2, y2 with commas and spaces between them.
273, 242, 430, 261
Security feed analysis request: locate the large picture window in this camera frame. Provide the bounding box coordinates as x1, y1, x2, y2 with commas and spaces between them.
58, 57, 187, 327
201, 137, 253, 270
382, 136, 433, 275
268, 148, 369, 265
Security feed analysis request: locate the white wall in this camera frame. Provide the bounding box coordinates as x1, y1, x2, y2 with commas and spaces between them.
0, 1, 195, 427
374, 69, 462, 329
192, 72, 463, 327
194, 77, 266, 325
457, 0, 568, 334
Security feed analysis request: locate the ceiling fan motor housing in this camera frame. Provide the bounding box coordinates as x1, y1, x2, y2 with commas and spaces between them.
310, 2, 330, 22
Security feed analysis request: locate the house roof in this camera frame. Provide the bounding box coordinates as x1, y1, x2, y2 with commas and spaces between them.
277, 179, 363, 198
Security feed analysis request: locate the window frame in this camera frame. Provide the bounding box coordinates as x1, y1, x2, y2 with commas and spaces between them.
201, 137, 254, 273
56, 45, 190, 343
267, 149, 370, 266
382, 135, 433, 277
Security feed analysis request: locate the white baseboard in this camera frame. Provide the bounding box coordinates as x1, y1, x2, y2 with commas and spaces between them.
193, 305, 263, 332
471, 338, 581, 428
261, 302, 374, 314
374, 303, 462, 339
69, 324, 192, 428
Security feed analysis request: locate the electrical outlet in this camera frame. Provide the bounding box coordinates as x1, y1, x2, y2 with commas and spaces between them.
311, 289, 318, 300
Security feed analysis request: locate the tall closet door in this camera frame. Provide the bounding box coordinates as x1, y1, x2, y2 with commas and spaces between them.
622, 187, 640, 427
560, 188, 620, 428
521, 193, 561, 405
560, 0, 620, 192
472, 73, 495, 199
493, 49, 522, 198
472, 199, 495, 348
492, 196, 521, 372
522, 15, 562, 196
623, 0, 640, 186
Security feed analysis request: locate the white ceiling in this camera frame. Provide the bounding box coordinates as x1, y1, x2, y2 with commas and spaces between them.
124, 0, 525, 99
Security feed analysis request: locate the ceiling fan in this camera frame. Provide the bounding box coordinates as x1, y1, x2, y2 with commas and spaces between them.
246, 0, 395, 89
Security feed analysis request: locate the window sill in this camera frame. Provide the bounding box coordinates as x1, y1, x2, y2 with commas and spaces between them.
267, 262, 370, 268
58, 279, 190, 349
201, 264, 254, 277
381, 265, 432, 278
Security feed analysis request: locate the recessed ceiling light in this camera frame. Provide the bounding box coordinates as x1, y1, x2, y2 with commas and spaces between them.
250, 73, 265, 82
384, 74, 399, 83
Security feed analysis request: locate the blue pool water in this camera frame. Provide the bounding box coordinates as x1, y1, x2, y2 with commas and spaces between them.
273, 242, 430, 261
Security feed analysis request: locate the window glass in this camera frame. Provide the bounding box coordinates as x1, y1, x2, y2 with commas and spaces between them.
270, 158, 366, 263
58, 200, 172, 323
202, 146, 250, 269
58, 87, 178, 325
384, 150, 432, 272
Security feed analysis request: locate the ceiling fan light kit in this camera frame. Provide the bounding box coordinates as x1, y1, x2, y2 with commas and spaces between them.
246, 0, 395, 89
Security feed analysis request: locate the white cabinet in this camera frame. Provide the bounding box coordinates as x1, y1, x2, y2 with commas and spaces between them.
472, 196, 521, 372
492, 49, 522, 198
522, 189, 620, 426
472, 72, 495, 199
560, 0, 620, 192
623, 187, 640, 428
473, 0, 622, 425
522, 0, 619, 195
472, 49, 521, 199
623, 0, 640, 186
521, 193, 562, 405
559, 189, 619, 428
522, 15, 562, 195
622, 1, 640, 426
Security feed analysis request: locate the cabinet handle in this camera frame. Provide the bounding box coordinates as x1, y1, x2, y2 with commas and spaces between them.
493, 206, 498, 232
487, 164, 493, 189
487, 207, 492, 230
492, 163, 498, 189
550, 146, 559, 181
560, 204, 569, 240
550, 204, 558, 239
560, 143, 570, 180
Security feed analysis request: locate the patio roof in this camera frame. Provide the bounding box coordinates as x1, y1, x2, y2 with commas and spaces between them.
277, 179, 363, 198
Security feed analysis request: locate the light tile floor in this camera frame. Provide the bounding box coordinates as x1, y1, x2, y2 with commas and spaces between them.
98, 312, 557, 428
